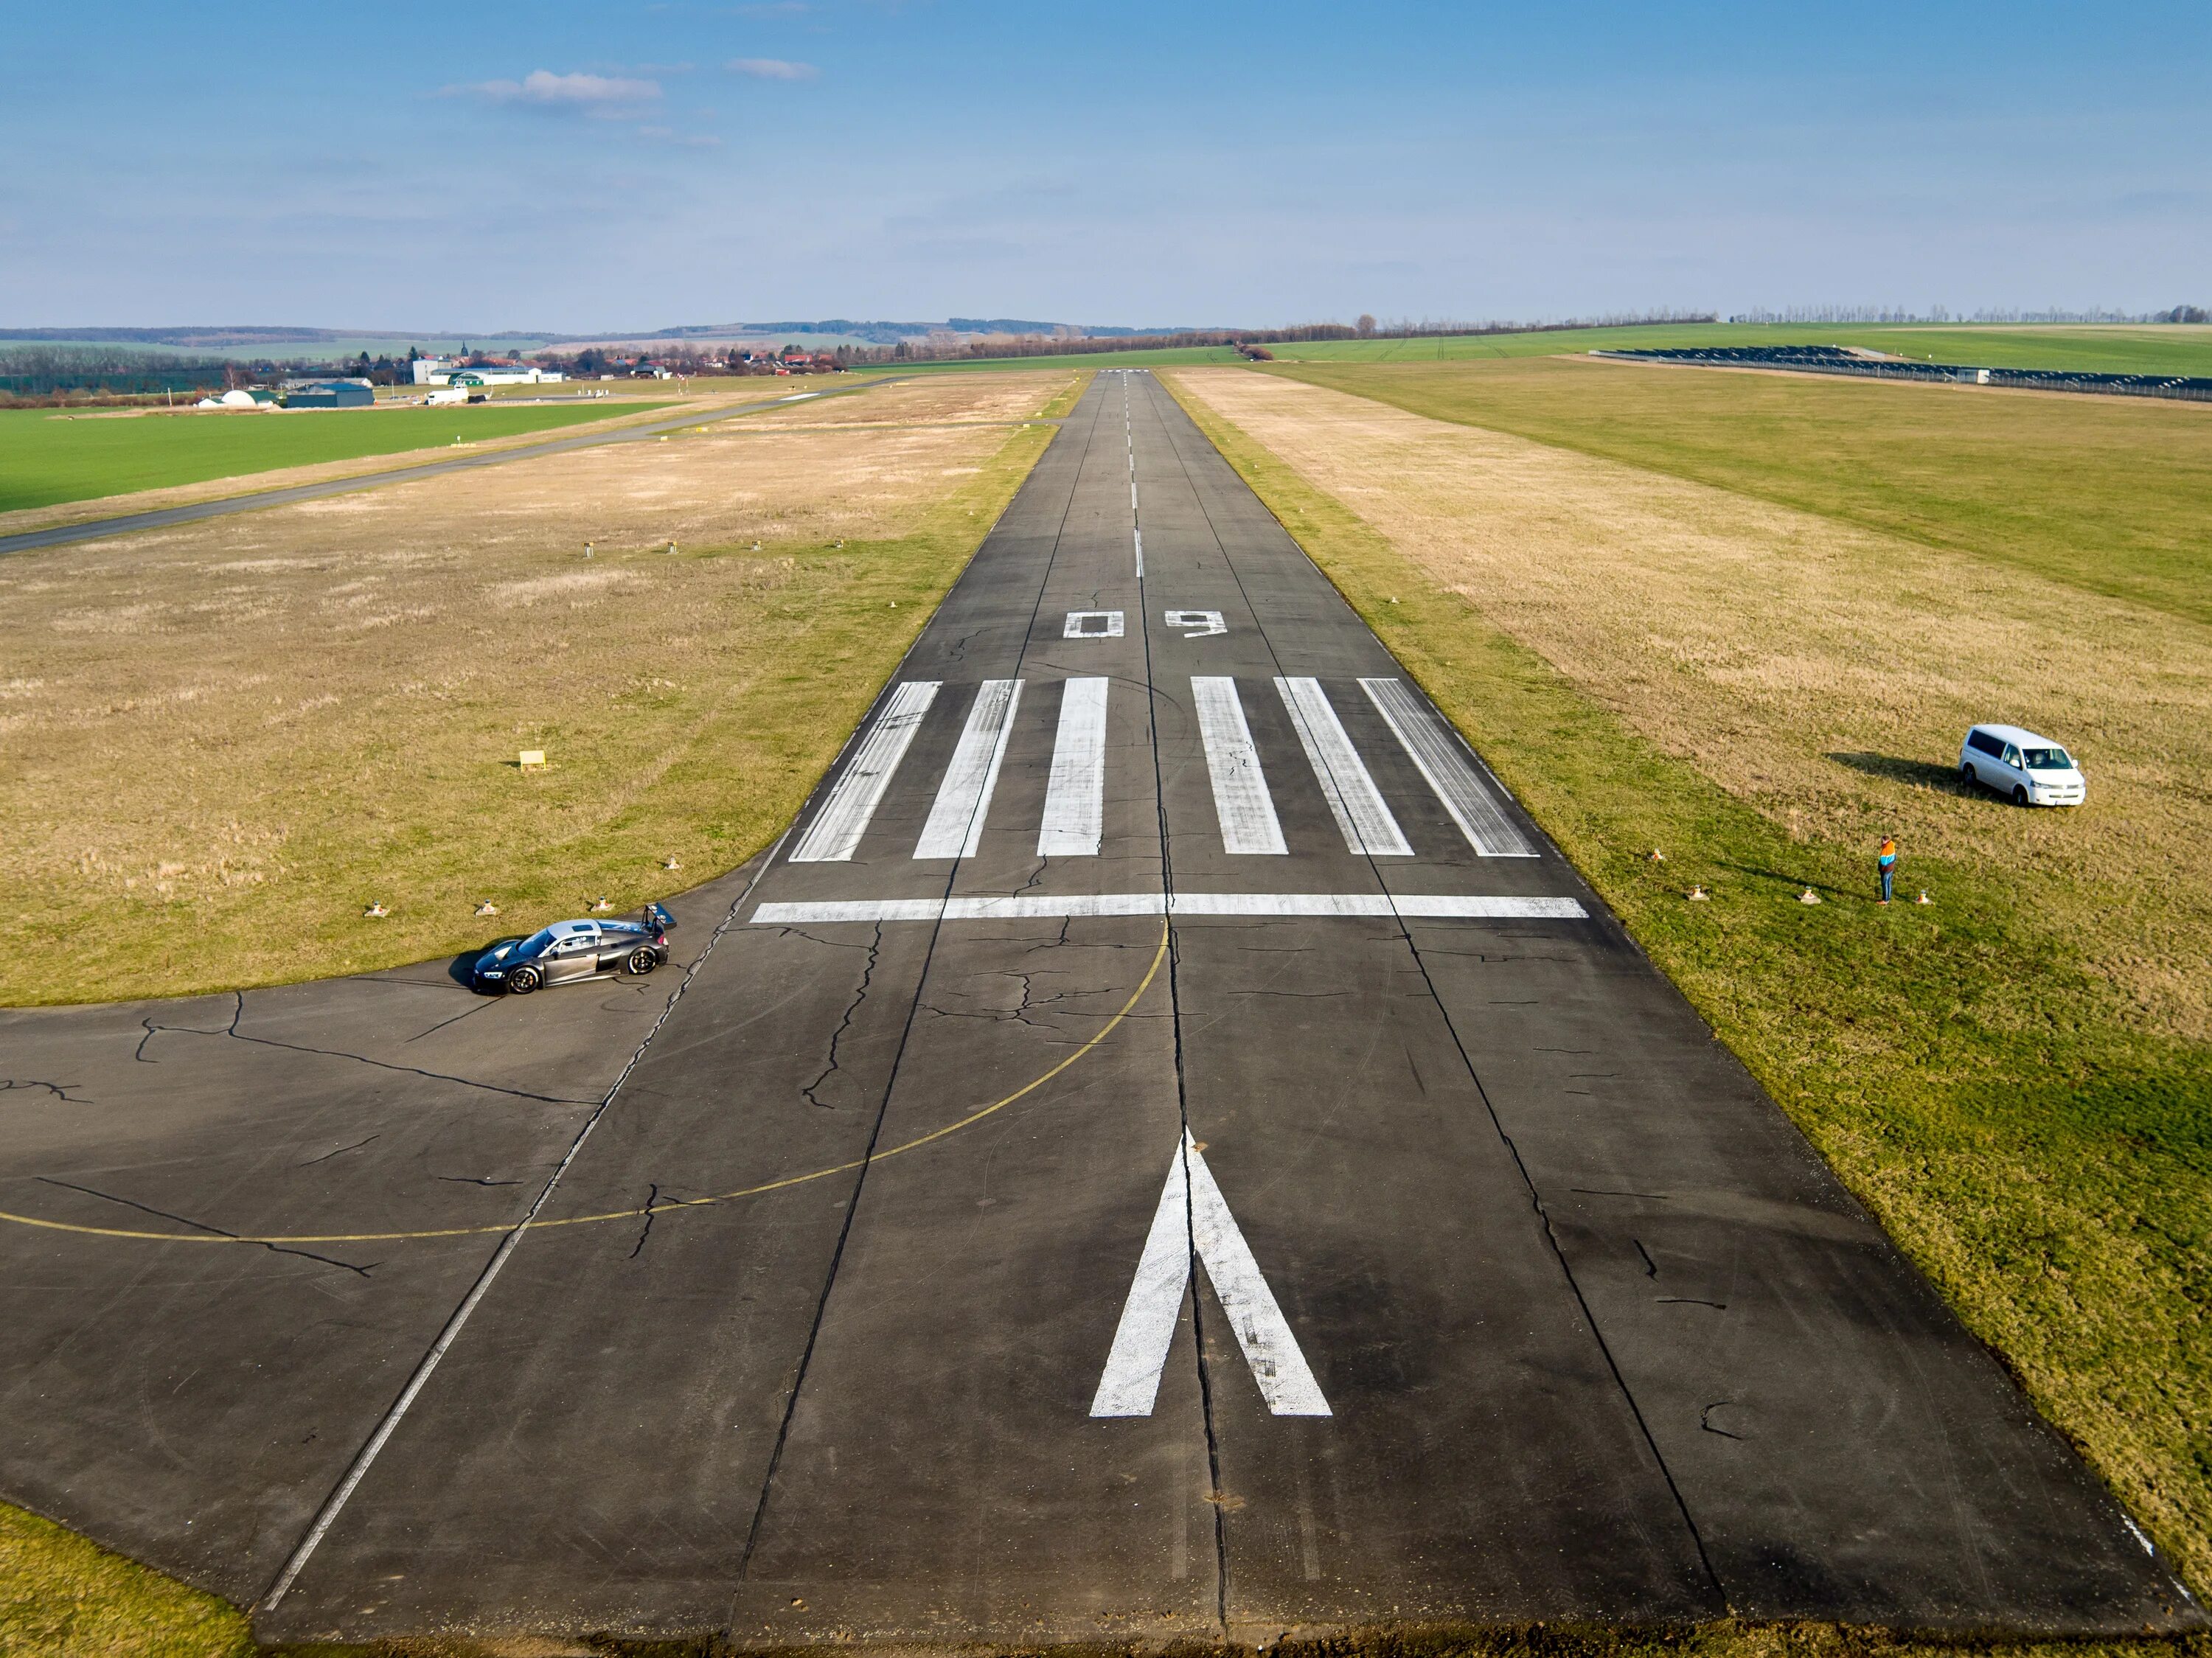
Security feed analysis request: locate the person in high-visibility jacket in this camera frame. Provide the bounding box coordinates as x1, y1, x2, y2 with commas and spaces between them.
1877, 835, 1898, 905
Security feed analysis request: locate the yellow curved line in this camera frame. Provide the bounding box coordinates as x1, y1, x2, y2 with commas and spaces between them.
0, 920, 1170, 1248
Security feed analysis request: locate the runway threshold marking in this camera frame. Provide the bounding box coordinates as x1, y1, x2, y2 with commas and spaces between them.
915, 678, 1022, 859
751, 894, 1588, 923
1275, 677, 1414, 857
1091, 1129, 1330, 1418
787, 680, 941, 863
1038, 678, 1108, 857
0, 924, 1173, 1249
1192, 677, 1287, 855
1360, 678, 1539, 858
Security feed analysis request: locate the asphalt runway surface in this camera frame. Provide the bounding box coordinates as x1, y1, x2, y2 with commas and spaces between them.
1, 372, 2197, 1645
0, 379, 889, 558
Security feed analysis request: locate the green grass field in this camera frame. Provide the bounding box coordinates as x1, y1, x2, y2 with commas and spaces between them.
1270, 353, 2212, 624
890, 323, 2212, 379
0, 402, 652, 513
1165, 364, 2212, 1608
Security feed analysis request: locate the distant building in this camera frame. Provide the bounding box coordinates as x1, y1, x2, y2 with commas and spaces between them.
285, 380, 375, 408
416, 359, 566, 388
194, 389, 278, 409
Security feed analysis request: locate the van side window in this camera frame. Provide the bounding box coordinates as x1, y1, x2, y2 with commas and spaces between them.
1969, 731, 2004, 758
2002, 745, 2021, 767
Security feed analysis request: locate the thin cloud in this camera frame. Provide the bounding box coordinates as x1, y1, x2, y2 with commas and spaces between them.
459, 70, 663, 110
638, 125, 725, 148
727, 57, 818, 80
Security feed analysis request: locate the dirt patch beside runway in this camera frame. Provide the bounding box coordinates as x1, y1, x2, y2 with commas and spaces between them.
0, 372, 1076, 1003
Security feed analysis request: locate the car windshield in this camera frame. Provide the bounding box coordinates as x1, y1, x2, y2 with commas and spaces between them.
2023, 747, 2073, 770
515, 927, 558, 958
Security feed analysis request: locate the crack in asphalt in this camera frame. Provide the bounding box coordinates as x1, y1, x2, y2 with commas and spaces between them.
133, 991, 592, 1106
630, 1183, 664, 1259
1, 1079, 92, 1105
403, 998, 502, 1044
1701, 1401, 1745, 1441
298, 1135, 380, 1167
36, 1177, 377, 1276
801, 923, 883, 1110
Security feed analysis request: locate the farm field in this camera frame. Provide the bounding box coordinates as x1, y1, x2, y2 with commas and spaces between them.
0, 369, 1081, 1004
0, 400, 655, 513
1166, 363, 2212, 1602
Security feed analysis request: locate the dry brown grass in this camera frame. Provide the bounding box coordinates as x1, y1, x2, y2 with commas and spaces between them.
742, 371, 1071, 428
1171, 367, 2212, 1045
1, 372, 1076, 1003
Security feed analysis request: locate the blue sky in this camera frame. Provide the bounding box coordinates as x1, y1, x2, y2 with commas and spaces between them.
4, 1, 2206, 332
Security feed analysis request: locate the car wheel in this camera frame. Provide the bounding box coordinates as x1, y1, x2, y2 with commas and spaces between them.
625, 946, 658, 975
507, 965, 542, 994
1959, 761, 1978, 792
2011, 784, 2029, 807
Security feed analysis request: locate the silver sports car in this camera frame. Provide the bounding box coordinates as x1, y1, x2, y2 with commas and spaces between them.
471, 903, 675, 994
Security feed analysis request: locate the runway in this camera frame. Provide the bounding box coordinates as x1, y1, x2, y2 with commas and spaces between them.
0, 371, 2195, 1645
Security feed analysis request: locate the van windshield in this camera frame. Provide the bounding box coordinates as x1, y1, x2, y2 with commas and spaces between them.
2022, 748, 2073, 771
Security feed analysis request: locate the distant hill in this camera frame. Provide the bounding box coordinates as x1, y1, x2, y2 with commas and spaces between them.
0, 319, 1209, 354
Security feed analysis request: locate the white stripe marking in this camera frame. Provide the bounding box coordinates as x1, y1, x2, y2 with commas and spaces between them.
1039, 678, 1108, 857
914, 679, 1021, 859
1275, 677, 1413, 857
1064, 610, 1124, 638
1091, 1131, 1329, 1418
1133, 527, 1144, 578
751, 893, 1588, 924
1359, 678, 1538, 857
1131, 481, 1138, 511
1192, 677, 1286, 855
787, 680, 940, 863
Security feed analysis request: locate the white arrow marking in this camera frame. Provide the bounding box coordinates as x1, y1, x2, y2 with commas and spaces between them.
1091, 1132, 1330, 1419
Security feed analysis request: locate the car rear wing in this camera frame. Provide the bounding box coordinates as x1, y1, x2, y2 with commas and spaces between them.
645, 901, 676, 933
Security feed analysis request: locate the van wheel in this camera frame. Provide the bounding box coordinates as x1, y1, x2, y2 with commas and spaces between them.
1959, 762, 1978, 791
2011, 784, 2029, 807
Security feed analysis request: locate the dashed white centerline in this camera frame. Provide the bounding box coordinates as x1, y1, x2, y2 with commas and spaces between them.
1275, 677, 1413, 857
914, 679, 1022, 860
1192, 677, 1287, 854
1038, 678, 1109, 857
787, 680, 940, 863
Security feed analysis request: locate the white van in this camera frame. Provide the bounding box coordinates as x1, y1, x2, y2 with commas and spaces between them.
1959, 724, 2085, 807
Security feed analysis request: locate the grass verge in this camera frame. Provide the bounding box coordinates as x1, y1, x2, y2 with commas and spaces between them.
0, 1501, 251, 1657
1163, 373, 2212, 1606
0, 403, 656, 513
